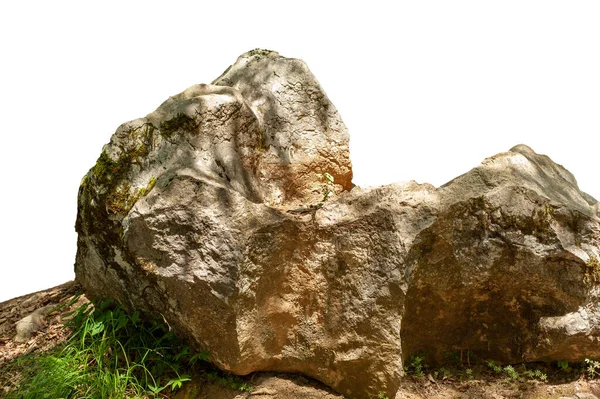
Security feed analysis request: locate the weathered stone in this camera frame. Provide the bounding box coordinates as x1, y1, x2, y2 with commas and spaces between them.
212, 49, 353, 205
75, 50, 600, 399
401, 144, 600, 366
575, 393, 600, 399
559, 394, 600, 399
14, 304, 55, 343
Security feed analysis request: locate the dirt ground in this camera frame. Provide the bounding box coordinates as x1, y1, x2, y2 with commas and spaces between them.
0, 281, 83, 366
172, 372, 600, 399
1, 282, 599, 399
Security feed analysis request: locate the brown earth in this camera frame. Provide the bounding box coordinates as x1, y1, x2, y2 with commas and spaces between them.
1, 282, 600, 399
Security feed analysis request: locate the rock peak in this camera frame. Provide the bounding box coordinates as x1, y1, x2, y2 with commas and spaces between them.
509, 143, 537, 155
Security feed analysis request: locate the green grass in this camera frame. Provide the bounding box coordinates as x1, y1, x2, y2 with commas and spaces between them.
404, 351, 427, 377
4, 298, 215, 398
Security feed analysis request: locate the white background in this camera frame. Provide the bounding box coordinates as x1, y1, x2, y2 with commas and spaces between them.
1, 1, 598, 302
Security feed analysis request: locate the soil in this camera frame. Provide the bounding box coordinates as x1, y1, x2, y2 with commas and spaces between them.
1, 282, 599, 399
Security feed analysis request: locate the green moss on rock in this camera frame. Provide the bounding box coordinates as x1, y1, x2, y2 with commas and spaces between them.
106, 177, 158, 215
584, 255, 600, 285
77, 123, 158, 245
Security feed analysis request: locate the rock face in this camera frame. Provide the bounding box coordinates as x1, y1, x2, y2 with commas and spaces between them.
75, 50, 600, 399
401, 144, 600, 366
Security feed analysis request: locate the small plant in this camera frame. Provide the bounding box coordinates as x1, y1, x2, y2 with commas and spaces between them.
316, 172, 335, 204
584, 255, 600, 285
486, 361, 547, 383
204, 371, 252, 392
523, 368, 548, 382
503, 365, 520, 380
585, 358, 600, 379
437, 366, 452, 379
465, 368, 473, 380
377, 393, 390, 399
557, 360, 570, 372
456, 368, 474, 383
404, 352, 427, 377
486, 360, 503, 374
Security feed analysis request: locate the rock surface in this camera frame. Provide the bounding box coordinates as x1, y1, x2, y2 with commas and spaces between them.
13, 304, 55, 343
75, 49, 600, 399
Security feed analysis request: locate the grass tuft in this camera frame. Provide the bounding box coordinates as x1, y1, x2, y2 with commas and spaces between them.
4, 298, 211, 398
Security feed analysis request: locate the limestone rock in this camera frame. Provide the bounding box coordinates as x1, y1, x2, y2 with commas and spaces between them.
212, 49, 353, 204
14, 304, 55, 343
75, 50, 600, 399
401, 145, 600, 366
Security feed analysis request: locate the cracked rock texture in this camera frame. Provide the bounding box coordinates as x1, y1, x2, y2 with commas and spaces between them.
75, 49, 600, 399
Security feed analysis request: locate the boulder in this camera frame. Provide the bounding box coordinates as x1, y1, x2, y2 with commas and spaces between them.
401, 144, 600, 366
14, 304, 55, 343
75, 49, 600, 399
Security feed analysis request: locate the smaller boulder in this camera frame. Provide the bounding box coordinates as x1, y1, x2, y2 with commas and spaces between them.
14, 304, 55, 343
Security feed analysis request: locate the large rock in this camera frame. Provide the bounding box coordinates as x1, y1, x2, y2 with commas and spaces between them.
75, 50, 600, 399
401, 144, 600, 366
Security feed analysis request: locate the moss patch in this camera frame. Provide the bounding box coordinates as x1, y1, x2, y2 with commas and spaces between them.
91, 150, 122, 181
86, 124, 156, 214
105, 176, 157, 215
76, 122, 158, 277
89, 124, 155, 189
584, 255, 600, 285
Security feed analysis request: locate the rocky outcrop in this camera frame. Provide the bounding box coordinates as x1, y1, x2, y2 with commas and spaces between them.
401, 144, 600, 366
75, 50, 600, 399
